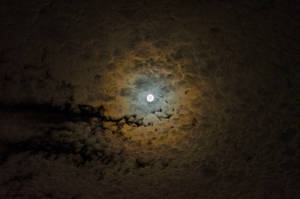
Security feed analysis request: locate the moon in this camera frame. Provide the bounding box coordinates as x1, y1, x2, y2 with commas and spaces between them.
146, 94, 154, 103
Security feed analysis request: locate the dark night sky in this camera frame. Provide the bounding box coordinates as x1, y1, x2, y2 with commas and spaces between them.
0, 0, 300, 198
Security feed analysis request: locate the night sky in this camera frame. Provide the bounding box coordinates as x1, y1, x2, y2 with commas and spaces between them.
0, 0, 300, 198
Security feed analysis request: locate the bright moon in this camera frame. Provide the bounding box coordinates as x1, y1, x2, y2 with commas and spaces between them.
147, 94, 154, 102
